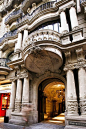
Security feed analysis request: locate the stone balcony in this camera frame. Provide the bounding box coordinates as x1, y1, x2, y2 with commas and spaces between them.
21, 0, 56, 14
23, 29, 62, 74
0, 58, 11, 80
5, 9, 22, 25
0, 29, 18, 44
81, 0, 86, 5
23, 29, 61, 49
17, 1, 57, 27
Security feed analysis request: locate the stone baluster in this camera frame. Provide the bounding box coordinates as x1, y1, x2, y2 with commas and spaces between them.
38, 32, 43, 41
23, 29, 28, 46
78, 67, 86, 115
67, 69, 78, 115
15, 32, 22, 51
15, 79, 22, 112
69, 6, 83, 42
43, 31, 48, 40
9, 81, 16, 111
22, 77, 29, 104
0, 50, 2, 58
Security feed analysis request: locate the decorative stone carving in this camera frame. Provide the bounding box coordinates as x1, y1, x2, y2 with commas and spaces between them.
64, 60, 86, 71
76, 48, 84, 62
67, 100, 78, 115
15, 101, 21, 112
24, 29, 60, 48
28, 45, 43, 59
65, 51, 71, 64
80, 100, 86, 115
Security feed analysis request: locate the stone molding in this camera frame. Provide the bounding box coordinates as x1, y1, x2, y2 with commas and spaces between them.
57, 0, 76, 13
64, 60, 86, 71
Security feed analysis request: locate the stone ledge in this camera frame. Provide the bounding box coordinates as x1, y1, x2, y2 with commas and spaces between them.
65, 125, 86, 129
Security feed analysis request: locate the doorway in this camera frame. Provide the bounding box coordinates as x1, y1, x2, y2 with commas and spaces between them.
38, 78, 65, 125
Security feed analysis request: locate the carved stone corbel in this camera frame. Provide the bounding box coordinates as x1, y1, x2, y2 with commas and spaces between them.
65, 51, 71, 64
76, 48, 84, 62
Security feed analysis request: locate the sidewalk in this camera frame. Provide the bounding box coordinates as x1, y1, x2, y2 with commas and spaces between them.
3, 123, 65, 129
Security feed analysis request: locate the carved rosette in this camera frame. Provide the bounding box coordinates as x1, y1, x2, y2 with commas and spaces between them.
80, 99, 86, 115
67, 100, 78, 115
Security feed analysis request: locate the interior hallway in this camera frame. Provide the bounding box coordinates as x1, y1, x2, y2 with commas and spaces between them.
43, 113, 65, 126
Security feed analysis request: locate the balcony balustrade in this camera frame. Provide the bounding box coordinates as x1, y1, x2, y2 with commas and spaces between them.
0, 58, 10, 68
0, 29, 17, 44
5, 9, 22, 25
24, 29, 60, 48
81, 0, 86, 4
17, 1, 56, 25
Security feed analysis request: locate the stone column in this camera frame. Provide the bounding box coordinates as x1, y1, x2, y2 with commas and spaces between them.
67, 70, 78, 115
9, 81, 16, 111
69, 6, 83, 41
78, 67, 86, 115
22, 77, 29, 104
60, 11, 68, 33
60, 11, 71, 44
15, 79, 22, 112
70, 6, 79, 30
15, 32, 22, 51
23, 29, 28, 46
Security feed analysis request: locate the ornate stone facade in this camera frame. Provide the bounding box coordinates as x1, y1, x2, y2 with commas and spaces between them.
0, 0, 86, 129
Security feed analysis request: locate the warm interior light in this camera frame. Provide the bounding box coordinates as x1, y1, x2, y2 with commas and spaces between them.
48, 120, 63, 123
4, 97, 8, 99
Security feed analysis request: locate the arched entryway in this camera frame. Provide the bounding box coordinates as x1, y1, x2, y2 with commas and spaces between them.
38, 78, 65, 125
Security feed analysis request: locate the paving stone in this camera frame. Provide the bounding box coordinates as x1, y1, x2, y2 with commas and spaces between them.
3, 123, 65, 129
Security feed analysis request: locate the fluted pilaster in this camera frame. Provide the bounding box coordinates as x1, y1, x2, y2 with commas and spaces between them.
78, 67, 86, 115
9, 81, 16, 111
67, 70, 78, 115
15, 79, 22, 112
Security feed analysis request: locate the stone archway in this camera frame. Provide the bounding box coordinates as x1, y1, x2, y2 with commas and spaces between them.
38, 78, 65, 124
31, 73, 66, 124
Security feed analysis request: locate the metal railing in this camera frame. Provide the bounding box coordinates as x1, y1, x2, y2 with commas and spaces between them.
81, 0, 86, 2
0, 29, 18, 43
5, 9, 22, 24
0, 58, 10, 68
80, 0, 86, 4
17, 1, 56, 24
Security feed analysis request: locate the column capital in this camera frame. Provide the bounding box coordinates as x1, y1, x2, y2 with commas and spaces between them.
76, 48, 84, 62
65, 51, 71, 57
59, 8, 66, 14
76, 48, 83, 54
64, 64, 74, 71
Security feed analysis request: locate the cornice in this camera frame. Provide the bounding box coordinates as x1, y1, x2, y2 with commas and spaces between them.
56, 0, 75, 8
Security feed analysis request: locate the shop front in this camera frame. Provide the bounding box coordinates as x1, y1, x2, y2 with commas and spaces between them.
0, 83, 11, 117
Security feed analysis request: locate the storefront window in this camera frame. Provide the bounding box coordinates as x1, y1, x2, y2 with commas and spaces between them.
2, 93, 10, 109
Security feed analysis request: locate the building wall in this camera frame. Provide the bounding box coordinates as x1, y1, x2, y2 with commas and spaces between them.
78, 13, 86, 38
